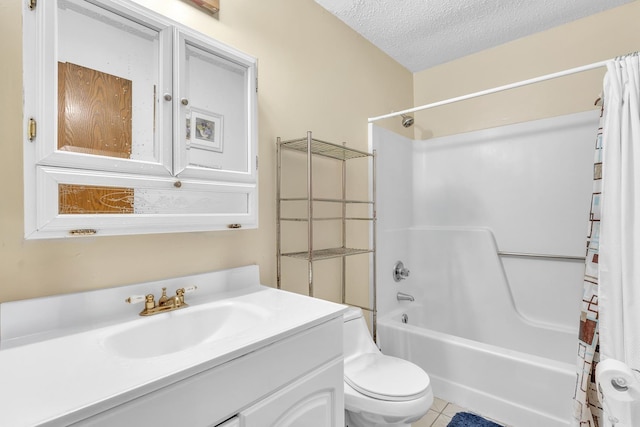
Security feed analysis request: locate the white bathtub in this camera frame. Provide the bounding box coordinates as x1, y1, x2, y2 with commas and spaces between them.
378, 305, 576, 427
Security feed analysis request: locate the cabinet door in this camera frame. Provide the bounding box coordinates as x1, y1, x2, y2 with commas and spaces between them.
35, 166, 256, 236
240, 359, 344, 427
174, 29, 258, 184
31, 0, 174, 176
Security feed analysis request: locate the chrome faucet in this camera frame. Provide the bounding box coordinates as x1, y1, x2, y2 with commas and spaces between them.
397, 292, 415, 302
393, 261, 410, 282
126, 286, 197, 316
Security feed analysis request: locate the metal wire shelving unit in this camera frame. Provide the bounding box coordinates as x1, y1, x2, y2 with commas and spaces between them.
276, 131, 377, 338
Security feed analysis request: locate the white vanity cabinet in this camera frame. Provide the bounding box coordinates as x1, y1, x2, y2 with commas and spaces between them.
23, 0, 258, 238
67, 318, 344, 427
0, 266, 346, 427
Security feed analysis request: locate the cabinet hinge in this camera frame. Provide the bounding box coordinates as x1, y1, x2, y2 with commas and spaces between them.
256, 155, 259, 170
256, 77, 258, 93
28, 0, 37, 10
28, 118, 37, 141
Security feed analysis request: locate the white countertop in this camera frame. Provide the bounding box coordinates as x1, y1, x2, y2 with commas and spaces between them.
0, 267, 346, 426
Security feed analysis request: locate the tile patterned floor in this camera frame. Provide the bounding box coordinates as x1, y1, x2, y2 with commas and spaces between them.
412, 397, 512, 427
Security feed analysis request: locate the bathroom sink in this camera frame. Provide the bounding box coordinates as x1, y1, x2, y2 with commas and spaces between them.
102, 300, 271, 358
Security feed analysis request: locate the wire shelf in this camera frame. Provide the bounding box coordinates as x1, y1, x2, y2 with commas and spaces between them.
280, 197, 374, 204
279, 217, 374, 222
282, 247, 373, 261
276, 131, 377, 341
279, 137, 372, 160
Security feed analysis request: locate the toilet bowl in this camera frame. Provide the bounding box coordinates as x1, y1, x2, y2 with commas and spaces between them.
343, 307, 433, 427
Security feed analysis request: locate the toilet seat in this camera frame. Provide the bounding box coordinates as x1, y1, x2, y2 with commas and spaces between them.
344, 353, 430, 402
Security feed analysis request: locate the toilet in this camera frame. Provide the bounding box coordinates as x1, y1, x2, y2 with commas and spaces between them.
343, 307, 433, 427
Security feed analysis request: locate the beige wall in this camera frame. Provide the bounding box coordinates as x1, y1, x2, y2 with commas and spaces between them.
0, 0, 412, 302
408, 1, 640, 139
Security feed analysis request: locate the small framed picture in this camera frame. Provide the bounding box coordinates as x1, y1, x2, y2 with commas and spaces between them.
189, 109, 223, 153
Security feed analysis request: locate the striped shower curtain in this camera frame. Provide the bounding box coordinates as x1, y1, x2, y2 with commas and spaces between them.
572, 108, 604, 426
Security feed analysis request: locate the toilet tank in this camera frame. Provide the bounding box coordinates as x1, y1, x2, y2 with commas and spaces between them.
343, 307, 380, 359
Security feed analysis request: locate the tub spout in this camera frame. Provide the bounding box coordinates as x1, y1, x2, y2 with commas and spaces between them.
397, 292, 415, 302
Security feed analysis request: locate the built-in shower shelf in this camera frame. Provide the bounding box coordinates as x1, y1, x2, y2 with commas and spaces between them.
282, 247, 373, 261
278, 137, 372, 160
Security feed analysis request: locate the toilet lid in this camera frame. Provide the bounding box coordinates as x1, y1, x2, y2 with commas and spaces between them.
344, 353, 430, 402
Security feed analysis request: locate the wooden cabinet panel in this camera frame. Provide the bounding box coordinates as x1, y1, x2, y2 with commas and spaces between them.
59, 184, 134, 214
58, 62, 132, 159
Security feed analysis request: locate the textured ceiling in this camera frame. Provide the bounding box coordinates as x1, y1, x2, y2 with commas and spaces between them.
315, 0, 634, 72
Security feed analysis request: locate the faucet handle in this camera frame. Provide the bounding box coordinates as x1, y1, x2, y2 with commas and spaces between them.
126, 294, 157, 314
176, 286, 197, 304
393, 261, 410, 282
125, 295, 146, 304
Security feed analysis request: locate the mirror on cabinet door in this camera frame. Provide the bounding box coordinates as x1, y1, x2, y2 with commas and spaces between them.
23, 0, 258, 238
174, 30, 255, 182
53, 0, 172, 173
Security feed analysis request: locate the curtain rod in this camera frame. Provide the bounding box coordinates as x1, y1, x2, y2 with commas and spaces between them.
368, 59, 610, 123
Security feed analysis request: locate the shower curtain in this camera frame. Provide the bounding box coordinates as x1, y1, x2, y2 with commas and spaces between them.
573, 53, 640, 427
572, 108, 604, 427
599, 54, 640, 425
599, 54, 640, 370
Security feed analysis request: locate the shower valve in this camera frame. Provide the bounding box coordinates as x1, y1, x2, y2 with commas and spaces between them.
393, 261, 410, 282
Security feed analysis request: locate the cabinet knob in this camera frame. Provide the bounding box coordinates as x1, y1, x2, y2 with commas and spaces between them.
174, 181, 182, 188
227, 224, 242, 229
181, 98, 189, 106
164, 93, 172, 101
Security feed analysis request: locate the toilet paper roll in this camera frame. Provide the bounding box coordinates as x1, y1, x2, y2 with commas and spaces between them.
596, 358, 640, 403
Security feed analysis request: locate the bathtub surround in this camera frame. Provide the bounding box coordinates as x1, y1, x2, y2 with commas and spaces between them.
373, 110, 600, 426
373, 111, 598, 328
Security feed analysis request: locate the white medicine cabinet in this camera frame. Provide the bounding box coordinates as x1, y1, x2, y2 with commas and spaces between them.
23, 0, 258, 239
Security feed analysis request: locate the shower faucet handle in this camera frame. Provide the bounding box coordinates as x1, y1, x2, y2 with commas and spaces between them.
393, 261, 410, 282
